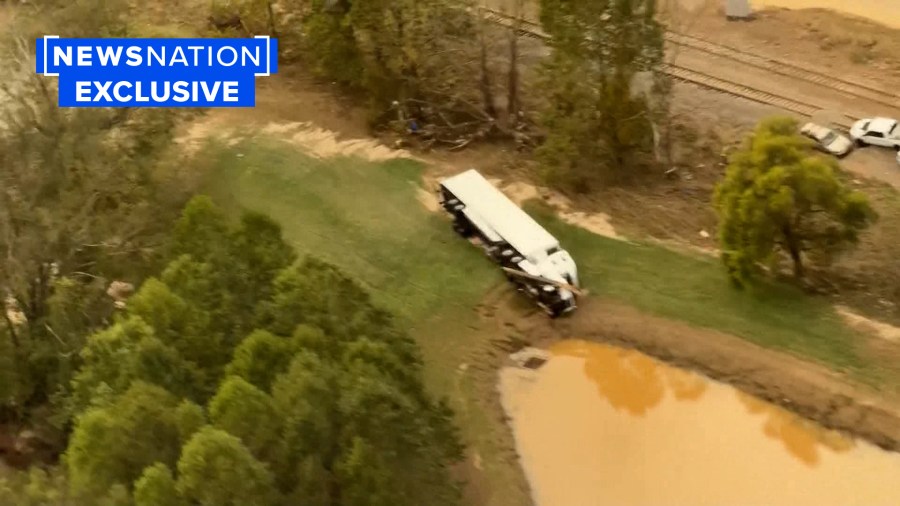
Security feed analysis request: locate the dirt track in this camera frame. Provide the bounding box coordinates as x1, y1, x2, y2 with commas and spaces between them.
491, 295, 900, 452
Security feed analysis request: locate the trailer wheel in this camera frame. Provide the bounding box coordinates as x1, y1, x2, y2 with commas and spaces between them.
453, 215, 473, 238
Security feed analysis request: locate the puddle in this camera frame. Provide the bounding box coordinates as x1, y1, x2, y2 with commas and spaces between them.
499, 340, 900, 506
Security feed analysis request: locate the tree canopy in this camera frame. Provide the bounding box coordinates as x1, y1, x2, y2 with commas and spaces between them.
0, 13, 190, 425
30, 196, 465, 506
536, 0, 666, 189
714, 116, 877, 285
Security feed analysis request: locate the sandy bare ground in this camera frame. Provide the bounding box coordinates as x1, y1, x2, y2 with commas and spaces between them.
838, 306, 900, 343
179, 116, 415, 163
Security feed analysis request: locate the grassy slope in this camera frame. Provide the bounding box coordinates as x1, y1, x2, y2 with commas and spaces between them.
529, 204, 866, 372
202, 136, 868, 505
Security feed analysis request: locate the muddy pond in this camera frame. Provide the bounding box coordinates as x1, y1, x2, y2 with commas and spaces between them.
500, 340, 900, 506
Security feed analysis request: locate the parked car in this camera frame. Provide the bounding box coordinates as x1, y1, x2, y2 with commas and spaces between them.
800, 122, 853, 157
849, 117, 900, 149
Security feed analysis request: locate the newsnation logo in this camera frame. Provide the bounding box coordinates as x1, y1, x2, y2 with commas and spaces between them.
35, 36, 278, 107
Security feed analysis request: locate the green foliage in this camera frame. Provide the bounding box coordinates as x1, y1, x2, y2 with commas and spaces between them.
67, 382, 183, 497
349, 0, 476, 108
70, 317, 201, 414
175, 399, 207, 444
270, 348, 463, 506
714, 116, 877, 285
537, 0, 666, 189
46, 276, 114, 357
224, 328, 304, 391
0, 12, 189, 423
270, 352, 339, 487
43, 192, 463, 505
170, 196, 232, 264
24, 0, 131, 37
209, 0, 270, 30
160, 255, 233, 335
0, 467, 71, 506
284, 0, 481, 120
334, 437, 397, 506
128, 278, 224, 377
302, 0, 365, 86
0, 326, 26, 414
260, 257, 419, 365
208, 376, 282, 464
176, 426, 278, 506
167, 196, 295, 344
134, 463, 183, 506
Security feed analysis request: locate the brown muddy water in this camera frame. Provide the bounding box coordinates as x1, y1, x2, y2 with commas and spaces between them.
500, 340, 900, 506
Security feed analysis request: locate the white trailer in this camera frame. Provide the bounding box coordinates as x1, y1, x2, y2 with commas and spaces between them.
438, 169, 579, 317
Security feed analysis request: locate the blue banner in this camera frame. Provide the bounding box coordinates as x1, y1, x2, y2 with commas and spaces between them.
36, 36, 278, 108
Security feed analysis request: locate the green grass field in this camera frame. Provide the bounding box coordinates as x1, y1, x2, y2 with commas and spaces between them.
203, 136, 864, 372
528, 204, 866, 372
201, 136, 869, 505
202, 138, 504, 391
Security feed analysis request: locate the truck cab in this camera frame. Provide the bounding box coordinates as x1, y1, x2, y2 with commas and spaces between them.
438, 169, 580, 317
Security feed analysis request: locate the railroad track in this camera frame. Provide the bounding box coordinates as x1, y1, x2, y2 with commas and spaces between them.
664, 31, 900, 110
663, 64, 857, 127
477, 7, 858, 128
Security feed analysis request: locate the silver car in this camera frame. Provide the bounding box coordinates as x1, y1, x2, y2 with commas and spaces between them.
800, 122, 854, 158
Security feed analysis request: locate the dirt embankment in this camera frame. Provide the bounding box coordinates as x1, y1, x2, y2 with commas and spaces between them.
486, 295, 900, 453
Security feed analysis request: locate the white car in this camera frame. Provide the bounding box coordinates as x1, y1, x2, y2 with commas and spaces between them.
849, 117, 900, 149
800, 122, 853, 157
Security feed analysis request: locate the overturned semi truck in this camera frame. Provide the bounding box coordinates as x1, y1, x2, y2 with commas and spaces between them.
438, 169, 580, 317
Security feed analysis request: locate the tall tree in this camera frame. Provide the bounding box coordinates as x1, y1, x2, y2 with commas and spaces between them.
348, 0, 476, 107
66, 382, 183, 497
134, 463, 184, 506
69, 317, 201, 415
166, 197, 294, 345
127, 278, 224, 380
176, 426, 278, 506
51, 198, 465, 506
714, 116, 877, 285
0, 34, 186, 416
300, 0, 365, 86
271, 348, 462, 506
208, 376, 282, 465
537, 0, 666, 189
259, 257, 419, 365
224, 328, 310, 391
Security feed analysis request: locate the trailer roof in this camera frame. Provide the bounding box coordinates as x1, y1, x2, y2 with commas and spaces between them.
441, 169, 559, 258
